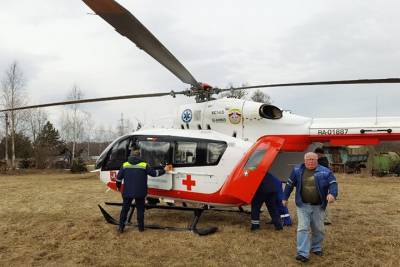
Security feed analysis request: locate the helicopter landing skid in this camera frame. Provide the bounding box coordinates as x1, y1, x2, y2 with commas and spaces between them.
98, 203, 218, 236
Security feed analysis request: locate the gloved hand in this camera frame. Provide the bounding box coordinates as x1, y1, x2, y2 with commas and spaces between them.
116, 181, 121, 191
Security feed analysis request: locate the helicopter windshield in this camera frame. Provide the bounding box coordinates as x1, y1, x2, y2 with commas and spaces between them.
102, 137, 131, 170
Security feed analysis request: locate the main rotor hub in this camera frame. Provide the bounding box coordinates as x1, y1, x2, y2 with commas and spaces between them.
186, 82, 221, 102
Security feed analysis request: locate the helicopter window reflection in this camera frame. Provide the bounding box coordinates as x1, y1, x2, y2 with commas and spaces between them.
139, 141, 170, 167
104, 137, 130, 170
207, 143, 227, 164
244, 148, 266, 170
174, 142, 197, 164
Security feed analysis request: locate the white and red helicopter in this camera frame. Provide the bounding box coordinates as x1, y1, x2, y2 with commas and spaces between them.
3, 0, 400, 234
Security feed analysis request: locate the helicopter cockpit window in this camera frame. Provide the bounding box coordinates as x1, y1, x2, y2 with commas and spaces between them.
103, 138, 130, 170
139, 141, 171, 167
174, 142, 197, 165
207, 142, 227, 164
244, 148, 267, 170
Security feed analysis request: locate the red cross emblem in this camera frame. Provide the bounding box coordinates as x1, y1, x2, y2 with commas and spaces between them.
182, 174, 196, 191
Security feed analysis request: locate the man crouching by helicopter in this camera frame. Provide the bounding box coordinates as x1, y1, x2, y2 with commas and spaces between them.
251, 172, 283, 231
116, 148, 170, 233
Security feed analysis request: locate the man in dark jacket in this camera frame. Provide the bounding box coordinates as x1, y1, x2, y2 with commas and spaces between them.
314, 147, 329, 168
314, 147, 332, 225
116, 149, 168, 233
251, 173, 283, 231
283, 152, 338, 262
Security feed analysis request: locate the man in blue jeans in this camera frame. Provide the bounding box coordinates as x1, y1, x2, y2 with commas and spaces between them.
282, 152, 338, 262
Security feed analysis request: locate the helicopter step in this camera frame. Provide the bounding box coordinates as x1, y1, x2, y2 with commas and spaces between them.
98, 202, 218, 236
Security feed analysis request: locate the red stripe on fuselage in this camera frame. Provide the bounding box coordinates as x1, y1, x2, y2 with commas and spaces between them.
264, 133, 400, 151
107, 181, 245, 206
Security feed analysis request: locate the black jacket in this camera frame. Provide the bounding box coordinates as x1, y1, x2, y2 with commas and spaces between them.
116, 156, 166, 198
255, 173, 280, 195
318, 156, 330, 169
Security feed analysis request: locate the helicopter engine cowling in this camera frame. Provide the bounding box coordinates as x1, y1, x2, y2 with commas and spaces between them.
174, 98, 307, 142
259, 104, 282, 120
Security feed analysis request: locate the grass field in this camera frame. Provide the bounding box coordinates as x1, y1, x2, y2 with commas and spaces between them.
0, 171, 399, 266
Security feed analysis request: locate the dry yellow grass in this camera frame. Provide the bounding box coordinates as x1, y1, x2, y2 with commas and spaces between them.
0, 171, 399, 266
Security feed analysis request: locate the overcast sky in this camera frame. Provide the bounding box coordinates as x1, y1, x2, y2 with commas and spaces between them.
1, 0, 400, 132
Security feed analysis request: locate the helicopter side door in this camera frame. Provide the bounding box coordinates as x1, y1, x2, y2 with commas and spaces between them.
220, 136, 285, 203
170, 139, 227, 193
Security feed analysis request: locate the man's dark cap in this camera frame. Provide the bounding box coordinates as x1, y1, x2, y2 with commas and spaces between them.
314, 147, 324, 154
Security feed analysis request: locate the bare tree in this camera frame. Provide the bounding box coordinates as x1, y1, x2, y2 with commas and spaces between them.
1, 61, 26, 169
218, 83, 248, 99
94, 124, 106, 143
106, 124, 118, 142
60, 85, 88, 163
26, 108, 48, 167
27, 108, 48, 144
250, 89, 272, 104
84, 113, 95, 160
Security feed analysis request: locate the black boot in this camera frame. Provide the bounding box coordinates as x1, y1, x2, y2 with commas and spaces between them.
118, 225, 124, 233
250, 224, 260, 231
138, 223, 144, 232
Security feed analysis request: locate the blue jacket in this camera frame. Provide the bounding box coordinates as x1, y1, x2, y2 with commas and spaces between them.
116, 156, 165, 198
283, 164, 338, 209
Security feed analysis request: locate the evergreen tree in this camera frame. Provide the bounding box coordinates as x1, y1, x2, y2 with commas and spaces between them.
34, 121, 64, 168
0, 132, 33, 159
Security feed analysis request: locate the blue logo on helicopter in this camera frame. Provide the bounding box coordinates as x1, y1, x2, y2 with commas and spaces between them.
181, 109, 192, 123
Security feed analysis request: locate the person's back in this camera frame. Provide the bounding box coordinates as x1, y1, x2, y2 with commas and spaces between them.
257, 173, 278, 194
120, 156, 153, 198
116, 149, 167, 233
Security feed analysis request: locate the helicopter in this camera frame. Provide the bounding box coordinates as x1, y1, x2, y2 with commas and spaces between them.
2, 0, 400, 234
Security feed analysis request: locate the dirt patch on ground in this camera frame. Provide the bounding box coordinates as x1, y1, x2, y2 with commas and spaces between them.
0, 172, 399, 266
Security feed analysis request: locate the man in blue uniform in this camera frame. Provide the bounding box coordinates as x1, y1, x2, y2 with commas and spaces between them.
116, 148, 168, 233
251, 172, 283, 231
272, 174, 292, 226
283, 152, 338, 262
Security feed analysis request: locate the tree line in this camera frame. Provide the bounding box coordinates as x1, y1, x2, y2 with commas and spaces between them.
0, 61, 139, 170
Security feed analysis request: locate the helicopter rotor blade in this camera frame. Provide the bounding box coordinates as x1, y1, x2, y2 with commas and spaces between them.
82, 0, 200, 89
218, 78, 400, 92
0, 91, 185, 112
